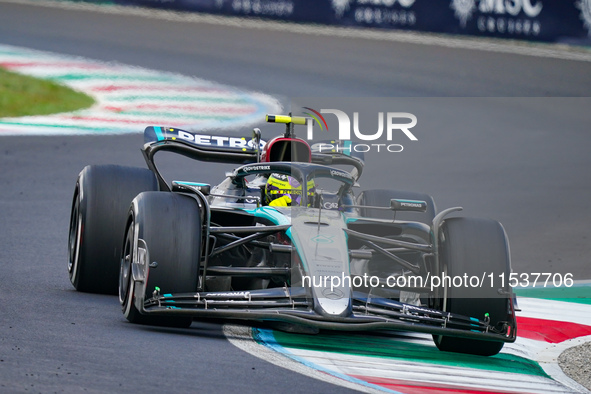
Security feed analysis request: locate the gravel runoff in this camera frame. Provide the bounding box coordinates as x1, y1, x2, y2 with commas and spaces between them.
559, 341, 591, 391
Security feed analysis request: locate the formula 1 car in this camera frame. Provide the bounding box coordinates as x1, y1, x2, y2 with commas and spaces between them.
68, 114, 517, 356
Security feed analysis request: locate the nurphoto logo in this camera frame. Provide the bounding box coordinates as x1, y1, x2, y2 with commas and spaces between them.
303, 107, 418, 153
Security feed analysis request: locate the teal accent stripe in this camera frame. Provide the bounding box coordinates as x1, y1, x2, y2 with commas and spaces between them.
245, 207, 291, 227
344, 140, 352, 156
175, 181, 209, 187
244, 207, 305, 268
153, 126, 164, 141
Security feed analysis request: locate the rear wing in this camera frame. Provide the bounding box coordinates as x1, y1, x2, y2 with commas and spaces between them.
142, 126, 264, 190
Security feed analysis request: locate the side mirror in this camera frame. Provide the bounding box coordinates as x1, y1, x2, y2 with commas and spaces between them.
172, 181, 211, 196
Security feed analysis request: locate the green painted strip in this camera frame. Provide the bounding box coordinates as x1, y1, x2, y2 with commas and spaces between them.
46, 74, 180, 82
107, 96, 248, 103
116, 111, 239, 119
515, 285, 591, 305
268, 330, 550, 378
80, 1, 116, 5
0, 49, 31, 55
0, 121, 127, 131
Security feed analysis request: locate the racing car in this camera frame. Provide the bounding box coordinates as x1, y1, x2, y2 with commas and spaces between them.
68, 114, 517, 356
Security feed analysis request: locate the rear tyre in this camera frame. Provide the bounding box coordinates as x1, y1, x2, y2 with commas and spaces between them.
433, 217, 512, 356
119, 192, 201, 328
357, 189, 436, 224
68, 165, 158, 294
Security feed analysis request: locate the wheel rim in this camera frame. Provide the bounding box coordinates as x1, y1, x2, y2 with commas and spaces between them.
68, 193, 82, 280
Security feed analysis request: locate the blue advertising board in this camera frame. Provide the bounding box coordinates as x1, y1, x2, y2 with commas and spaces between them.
101, 0, 591, 44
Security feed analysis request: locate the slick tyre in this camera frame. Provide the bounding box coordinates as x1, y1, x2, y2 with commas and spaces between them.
357, 189, 436, 224
433, 217, 513, 356
68, 165, 158, 294
119, 192, 201, 328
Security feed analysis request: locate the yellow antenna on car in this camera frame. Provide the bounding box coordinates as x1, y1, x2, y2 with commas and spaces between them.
266, 113, 309, 137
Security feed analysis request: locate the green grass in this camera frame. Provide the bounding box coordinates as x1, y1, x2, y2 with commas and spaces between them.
0, 67, 95, 117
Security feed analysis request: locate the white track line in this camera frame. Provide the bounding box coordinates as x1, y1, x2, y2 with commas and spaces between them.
223, 324, 389, 394
517, 298, 591, 326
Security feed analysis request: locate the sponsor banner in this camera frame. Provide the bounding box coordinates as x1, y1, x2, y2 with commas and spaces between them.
449, 0, 591, 42
109, 0, 591, 43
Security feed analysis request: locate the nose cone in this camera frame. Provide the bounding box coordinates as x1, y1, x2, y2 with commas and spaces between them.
317, 283, 351, 316
289, 208, 352, 317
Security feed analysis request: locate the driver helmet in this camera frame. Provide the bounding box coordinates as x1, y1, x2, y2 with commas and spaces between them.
265, 174, 315, 207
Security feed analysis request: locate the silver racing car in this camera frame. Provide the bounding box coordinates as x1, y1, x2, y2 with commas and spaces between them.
68, 114, 517, 356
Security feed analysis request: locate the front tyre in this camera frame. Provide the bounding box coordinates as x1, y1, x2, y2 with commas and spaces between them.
433, 217, 514, 356
68, 165, 158, 294
120, 192, 201, 328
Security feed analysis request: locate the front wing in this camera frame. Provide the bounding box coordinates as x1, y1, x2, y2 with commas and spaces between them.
141, 287, 516, 343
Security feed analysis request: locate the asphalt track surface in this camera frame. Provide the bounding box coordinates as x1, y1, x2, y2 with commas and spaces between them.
1, 2, 590, 393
